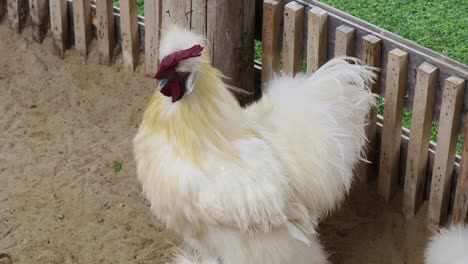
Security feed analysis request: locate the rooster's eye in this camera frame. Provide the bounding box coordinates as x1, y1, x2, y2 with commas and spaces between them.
159, 78, 169, 87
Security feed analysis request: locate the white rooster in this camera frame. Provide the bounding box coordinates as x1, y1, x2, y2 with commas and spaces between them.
425, 224, 468, 264
133, 27, 376, 264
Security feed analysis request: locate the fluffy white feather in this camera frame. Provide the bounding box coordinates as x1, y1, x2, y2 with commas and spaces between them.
425, 224, 468, 264
134, 27, 375, 264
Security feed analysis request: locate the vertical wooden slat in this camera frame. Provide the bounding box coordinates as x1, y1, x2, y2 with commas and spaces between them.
96, 0, 115, 65
306, 6, 327, 74
120, 0, 140, 72
144, 0, 162, 77
0, 0, 4, 19
334, 25, 355, 57
452, 121, 468, 224
73, 0, 92, 59
30, 0, 49, 43
50, 0, 68, 59
7, 0, 29, 34
161, 0, 191, 29
191, 0, 207, 34
283, 1, 304, 75
378, 48, 408, 201
206, 0, 256, 105
428, 76, 465, 230
402, 63, 438, 219
358, 34, 382, 182
261, 0, 281, 83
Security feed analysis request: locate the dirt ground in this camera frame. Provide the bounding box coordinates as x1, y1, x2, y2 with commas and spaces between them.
0, 22, 430, 264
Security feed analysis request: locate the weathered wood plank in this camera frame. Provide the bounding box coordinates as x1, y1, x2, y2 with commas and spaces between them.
96, 0, 115, 65
120, 0, 140, 72
161, 0, 191, 29
144, 0, 162, 76
191, 0, 207, 34
358, 34, 381, 182
49, 0, 68, 59
73, 0, 92, 59
30, 0, 49, 43
452, 121, 468, 224
378, 48, 408, 201
402, 63, 438, 219
261, 0, 281, 83
7, 0, 29, 34
207, 0, 256, 105
306, 6, 327, 74
283, 1, 304, 75
428, 76, 465, 230
334, 24, 354, 57
0, 0, 5, 19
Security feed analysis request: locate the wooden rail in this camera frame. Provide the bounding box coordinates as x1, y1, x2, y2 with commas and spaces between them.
1, 0, 467, 228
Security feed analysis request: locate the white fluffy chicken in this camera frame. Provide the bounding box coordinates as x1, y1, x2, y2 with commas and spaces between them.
425, 224, 468, 264
133, 27, 376, 264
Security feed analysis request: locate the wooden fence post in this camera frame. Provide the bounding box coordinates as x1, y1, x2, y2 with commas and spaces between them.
261, 0, 281, 84
96, 0, 115, 65
358, 34, 381, 182
30, 0, 49, 43
334, 25, 354, 57
306, 6, 327, 74
428, 76, 465, 230
144, 0, 162, 77
283, 1, 304, 75
0, 0, 5, 19
49, 0, 68, 59
452, 120, 468, 224
207, 0, 256, 105
120, 0, 140, 72
191, 0, 207, 35
161, 0, 191, 29
402, 63, 438, 219
73, 0, 92, 59
7, 0, 29, 34
378, 48, 408, 202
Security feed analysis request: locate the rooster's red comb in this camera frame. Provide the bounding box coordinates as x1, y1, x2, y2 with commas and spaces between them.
154, 45, 204, 80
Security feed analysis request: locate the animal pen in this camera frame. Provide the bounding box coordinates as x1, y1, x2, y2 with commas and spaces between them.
1, 0, 468, 261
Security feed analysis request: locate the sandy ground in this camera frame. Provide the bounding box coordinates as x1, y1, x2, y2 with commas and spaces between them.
0, 21, 430, 264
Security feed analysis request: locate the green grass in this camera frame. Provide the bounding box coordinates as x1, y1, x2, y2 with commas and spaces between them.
113, 0, 145, 15
321, 0, 468, 65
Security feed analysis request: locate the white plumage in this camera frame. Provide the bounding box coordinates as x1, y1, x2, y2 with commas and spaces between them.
133, 27, 376, 264
425, 224, 468, 264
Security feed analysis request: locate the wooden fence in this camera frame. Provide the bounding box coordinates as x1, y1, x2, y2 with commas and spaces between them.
0, 0, 467, 230
257, 0, 468, 230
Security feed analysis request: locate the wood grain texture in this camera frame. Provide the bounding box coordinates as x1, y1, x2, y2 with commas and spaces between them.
402, 63, 438, 219
378, 48, 408, 202
358, 34, 381, 182
261, 0, 281, 83
207, 0, 256, 105
144, 0, 162, 76
73, 0, 92, 59
191, 0, 207, 34
334, 24, 354, 57
30, 0, 49, 43
0, 0, 4, 19
120, 0, 140, 72
96, 0, 115, 65
452, 120, 468, 224
7, 0, 29, 34
161, 0, 191, 29
428, 76, 465, 230
306, 6, 327, 74
283, 1, 304, 75
49, 0, 68, 59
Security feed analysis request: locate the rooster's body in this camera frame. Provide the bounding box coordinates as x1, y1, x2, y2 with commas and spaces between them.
133, 27, 376, 264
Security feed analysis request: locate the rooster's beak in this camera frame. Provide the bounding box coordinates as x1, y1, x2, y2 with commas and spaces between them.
158, 78, 169, 90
